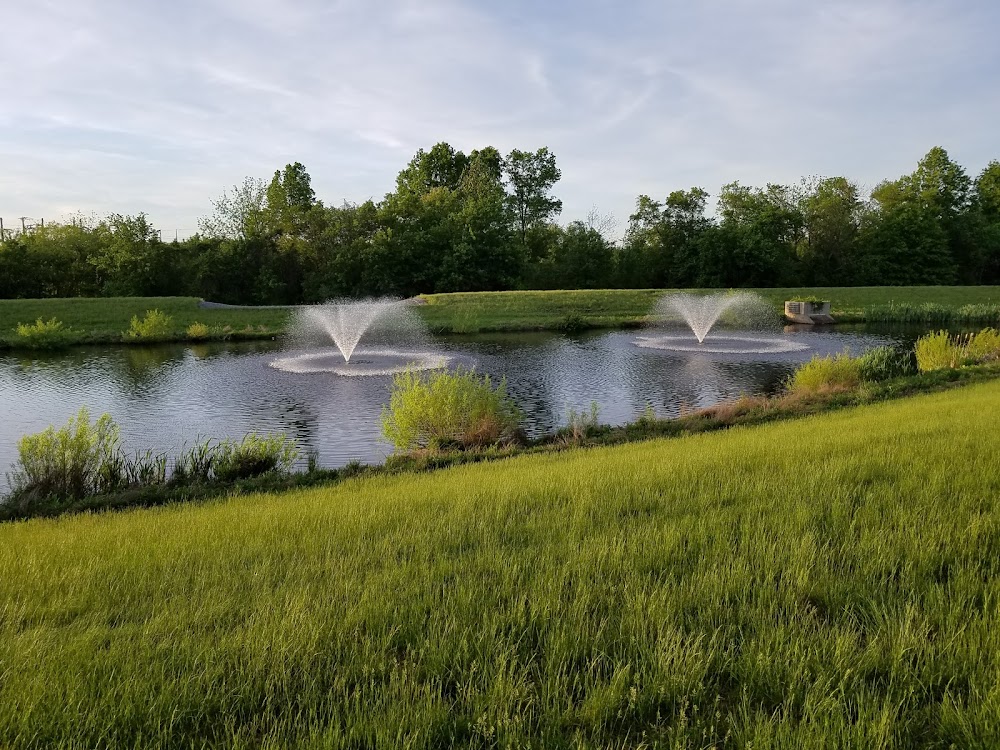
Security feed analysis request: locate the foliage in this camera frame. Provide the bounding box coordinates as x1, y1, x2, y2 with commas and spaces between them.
561, 402, 601, 444
5, 408, 121, 510
916, 331, 962, 372
124, 309, 173, 340
381, 367, 522, 451
5, 145, 1000, 303
212, 433, 300, 482
2, 383, 1000, 745
857, 345, 917, 382
13, 317, 72, 349
185, 321, 209, 340
917, 328, 1000, 372
789, 352, 862, 393
866, 301, 955, 324
955, 303, 1000, 324
965, 327, 1000, 363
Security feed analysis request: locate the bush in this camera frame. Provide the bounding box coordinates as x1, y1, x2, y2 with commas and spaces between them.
14, 318, 72, 349
965, 328, 1000, 363
5, 408, 121, 510
915, 330, 986, 372
213, 433, 299, 481
857, 345, 917, 382
186, 322, 210, 340
917, 329, 1000, 372
789, 352, 862, 394
381, 367, 523, 452
125, 309, 173, 340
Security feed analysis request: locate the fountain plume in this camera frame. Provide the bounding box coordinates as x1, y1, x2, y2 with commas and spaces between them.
654, 292, 771, 342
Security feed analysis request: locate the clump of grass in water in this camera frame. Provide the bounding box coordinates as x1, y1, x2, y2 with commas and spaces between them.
856, 345, 917, 382
916, 328, 1000, 372
788, 352, 861, 394
381, 366, 523, 452
124, 309, 173, 340
13, 317, 73, 349
3, 410, 300, 514
186, 321, 210, 340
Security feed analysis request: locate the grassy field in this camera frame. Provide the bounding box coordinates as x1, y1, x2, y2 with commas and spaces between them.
3, 382, 1000, 747
2, 287, 1000, 346
0, 297, 292, 346
419, 286, 1000, 332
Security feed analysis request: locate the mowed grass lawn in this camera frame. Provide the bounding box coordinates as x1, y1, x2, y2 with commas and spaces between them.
419, 286, 1000, 332
3, 383, 1000, 747
0, 297, 292, 344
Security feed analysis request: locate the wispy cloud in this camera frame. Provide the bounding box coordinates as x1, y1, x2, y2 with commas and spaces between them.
1, 0, 998, 233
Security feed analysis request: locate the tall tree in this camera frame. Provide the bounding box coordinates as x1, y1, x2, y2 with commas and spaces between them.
798, 177, 862, 285
395, 143, 470, 196
973, 161, 1000, 283
860, 147, 970, 284
715, 182, 803, 286
504, 147, 562, 246
199, 177, 270, 241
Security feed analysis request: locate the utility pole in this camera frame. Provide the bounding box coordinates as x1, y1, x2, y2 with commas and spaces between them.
19, 217, 27, 233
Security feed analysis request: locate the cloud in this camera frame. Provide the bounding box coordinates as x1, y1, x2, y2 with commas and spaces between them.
1, 0, 998, 233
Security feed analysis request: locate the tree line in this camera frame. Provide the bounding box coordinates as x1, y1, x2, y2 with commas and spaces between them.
2, 144, 999, 303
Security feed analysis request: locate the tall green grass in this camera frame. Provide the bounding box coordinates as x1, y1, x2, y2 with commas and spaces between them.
381, 367, 522, 451
788, 352, 862, 393
916, 329, 1000, 372
2, 383, 1000, 747
0, 297, 291, 347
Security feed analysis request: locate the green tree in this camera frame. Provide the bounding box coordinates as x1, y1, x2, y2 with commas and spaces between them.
798, 177, 863, 285
623, 188, 711, 287
395, 143, 470, 196
972, 161, 1000, 284
89, 213, 164, 296
858, 147, 970, 284
199, 177, 270, 241
714, 182, 803, 286
504, 147, 562, 246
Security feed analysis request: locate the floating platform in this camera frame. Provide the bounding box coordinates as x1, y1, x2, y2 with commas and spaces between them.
784, 301, 835, 325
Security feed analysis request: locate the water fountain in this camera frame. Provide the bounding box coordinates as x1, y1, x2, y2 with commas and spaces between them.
635, 292, 809, 355
270, 297, 452, 376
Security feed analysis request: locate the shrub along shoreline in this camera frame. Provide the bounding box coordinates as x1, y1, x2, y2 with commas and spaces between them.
4, 343, 999, 523
2, 288, 1000, 348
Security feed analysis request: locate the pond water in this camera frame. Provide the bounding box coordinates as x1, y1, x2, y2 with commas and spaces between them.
0, 326, 905, 477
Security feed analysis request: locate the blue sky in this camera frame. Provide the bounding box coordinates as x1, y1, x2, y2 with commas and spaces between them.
2, 0, 999, 238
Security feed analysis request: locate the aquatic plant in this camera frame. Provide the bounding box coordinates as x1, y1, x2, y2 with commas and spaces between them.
789, 352, 862, 394
13, 317, 72, 349
125, 309, 173, 340
381, 366, 522, 451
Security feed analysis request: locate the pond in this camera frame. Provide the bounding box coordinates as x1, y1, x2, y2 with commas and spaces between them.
0, 325, 906, 478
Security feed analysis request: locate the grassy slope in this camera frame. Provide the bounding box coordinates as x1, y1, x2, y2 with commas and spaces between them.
0, 297, 292, 345
1, 287, 999, 343
3, 382, 1000, 747
419, 286, 1000, 332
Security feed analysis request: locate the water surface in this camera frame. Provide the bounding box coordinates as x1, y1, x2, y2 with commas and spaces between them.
0, 326, 901, 477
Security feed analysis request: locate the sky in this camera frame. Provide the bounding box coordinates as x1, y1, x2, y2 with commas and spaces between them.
2, 0, 999, 239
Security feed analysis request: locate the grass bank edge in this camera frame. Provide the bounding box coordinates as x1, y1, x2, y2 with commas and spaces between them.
4, 287, 1000, 345
5, 361, 999, 524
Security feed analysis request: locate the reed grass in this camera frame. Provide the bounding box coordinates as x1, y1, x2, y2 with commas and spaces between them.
2, 382, 999, 747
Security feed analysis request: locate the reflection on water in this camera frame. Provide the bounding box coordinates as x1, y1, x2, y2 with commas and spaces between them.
0, 327, 901, 476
